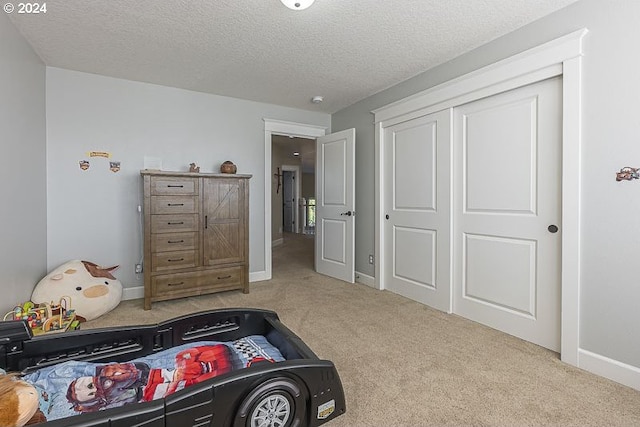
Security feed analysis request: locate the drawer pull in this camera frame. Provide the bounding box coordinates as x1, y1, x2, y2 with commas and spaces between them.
168, 203, 185, 207
167, 240, 185, 244
217, 275, 232, 280
168, 282, 184, 287
167, 221, 184, 225
168, 258, 185, 262
167, 185, 184, 188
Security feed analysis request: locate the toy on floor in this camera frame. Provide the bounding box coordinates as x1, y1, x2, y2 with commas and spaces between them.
3, 298, 80, 335
0, 372, 47, 426
31, 260, 123, 321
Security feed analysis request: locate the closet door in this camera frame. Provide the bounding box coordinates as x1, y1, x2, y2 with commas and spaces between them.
383, 109, 452, 312
452, 77, 562, 351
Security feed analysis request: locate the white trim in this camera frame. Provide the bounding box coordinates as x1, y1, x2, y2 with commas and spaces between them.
250, 271, 270, 282
560, 54, 583, 366
373, 29, 587, 123
122, 285, 144, 301
578, 349, 640, 391
263, 119, 327, 281
355, 271, 376, 288
281, 165, 302, 233
374, 29, 588, 368
272, 238, 284, 247
374, 121, 384, 291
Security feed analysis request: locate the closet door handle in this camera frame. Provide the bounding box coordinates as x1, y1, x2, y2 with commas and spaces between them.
205, 215, 208, 229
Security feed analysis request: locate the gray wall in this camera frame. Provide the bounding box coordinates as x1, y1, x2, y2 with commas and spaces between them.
332, 0, 640, 368
0, 14, 47, 314
46, 67, 330, 289
302, 173, 314, 200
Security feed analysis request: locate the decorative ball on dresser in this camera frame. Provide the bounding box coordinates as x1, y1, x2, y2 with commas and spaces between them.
220, 161, 237, 174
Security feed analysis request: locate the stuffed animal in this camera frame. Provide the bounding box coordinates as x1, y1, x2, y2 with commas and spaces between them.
0, 373, 46, 426
32, 260, 123, 321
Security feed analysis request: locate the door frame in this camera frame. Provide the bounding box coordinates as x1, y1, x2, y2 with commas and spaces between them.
261, 119, 327, 282
281, 165, 301, 234
373, 29, 587, 366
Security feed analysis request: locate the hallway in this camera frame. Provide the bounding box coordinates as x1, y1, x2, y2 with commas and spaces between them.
272, 232, 314, 280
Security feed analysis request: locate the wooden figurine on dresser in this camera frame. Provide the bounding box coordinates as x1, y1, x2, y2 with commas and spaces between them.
140, 169, 251, 310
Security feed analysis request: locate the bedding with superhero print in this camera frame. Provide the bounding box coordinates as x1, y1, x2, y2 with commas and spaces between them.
23, 336, 285, 422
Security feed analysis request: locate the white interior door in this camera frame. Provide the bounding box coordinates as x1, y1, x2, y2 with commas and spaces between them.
453, 77, 562, 351
315, 129, 356, 283
383, 109, 452, 312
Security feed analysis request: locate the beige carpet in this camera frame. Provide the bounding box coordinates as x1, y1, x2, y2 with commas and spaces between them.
85, 233, 640, 426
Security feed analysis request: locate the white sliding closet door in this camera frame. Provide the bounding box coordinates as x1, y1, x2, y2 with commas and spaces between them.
453, 77, 562, 351
383, 109, 452, 312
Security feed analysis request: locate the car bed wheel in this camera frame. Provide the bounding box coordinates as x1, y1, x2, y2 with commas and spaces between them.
236, 377, 305, 427
249, 391, 293, 427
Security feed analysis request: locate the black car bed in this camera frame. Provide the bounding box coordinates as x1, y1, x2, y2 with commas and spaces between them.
0, 308, 346, 427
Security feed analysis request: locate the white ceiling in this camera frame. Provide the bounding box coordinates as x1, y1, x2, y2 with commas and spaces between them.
8, 0, 578, 113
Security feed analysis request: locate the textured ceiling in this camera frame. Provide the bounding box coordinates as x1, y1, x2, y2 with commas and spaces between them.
7, 0, 579, 113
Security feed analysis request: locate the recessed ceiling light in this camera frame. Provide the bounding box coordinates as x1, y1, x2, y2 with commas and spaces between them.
311, 95, 323, 104
281, 0, 315, 10
293, 152, 300, 156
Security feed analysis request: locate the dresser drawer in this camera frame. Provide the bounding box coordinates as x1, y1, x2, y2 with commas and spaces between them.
151, 196, 198, 215
151, 214, 198, 233
152, 250, 197, 272
152, 267, 243, 295
151, 177, 198, 196
152, 232, 198, 253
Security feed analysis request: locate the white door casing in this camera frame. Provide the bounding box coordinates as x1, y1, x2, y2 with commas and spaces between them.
452, 77, 562, 352
262, 119, 327, 283
383, 109, 452, 312
315, 129, 356, 283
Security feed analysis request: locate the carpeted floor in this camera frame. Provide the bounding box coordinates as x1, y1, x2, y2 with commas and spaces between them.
84, 233, 640, 426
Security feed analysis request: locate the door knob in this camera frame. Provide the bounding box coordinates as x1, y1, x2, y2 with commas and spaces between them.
385, 214, 389, 220
548, 224, 559, 233
340, 211, 353, 216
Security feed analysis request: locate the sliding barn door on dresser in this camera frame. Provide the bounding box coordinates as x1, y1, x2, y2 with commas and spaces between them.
141, 170, 251, 310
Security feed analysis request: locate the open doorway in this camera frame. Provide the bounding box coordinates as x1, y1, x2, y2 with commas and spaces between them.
271, 135, 316, 272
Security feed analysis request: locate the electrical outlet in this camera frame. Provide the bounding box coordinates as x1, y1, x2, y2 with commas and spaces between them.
135, 263, 143, 274
368, 254, 374, 264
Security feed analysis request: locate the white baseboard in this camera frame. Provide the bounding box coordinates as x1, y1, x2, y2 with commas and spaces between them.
355, 271, 376, 288
250, 271, 270, 282
122, 285, 144, 301
272, 238, 284, 247
579, 348, 640, 391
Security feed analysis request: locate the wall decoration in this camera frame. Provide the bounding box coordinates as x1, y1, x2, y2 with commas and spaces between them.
616, 167, 639, 181
274, 167, 283, 194
87, 151, 112, 159
79, 151, 120, 174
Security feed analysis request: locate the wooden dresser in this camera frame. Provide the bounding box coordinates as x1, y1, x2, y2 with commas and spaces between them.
141, 170, 251, 310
